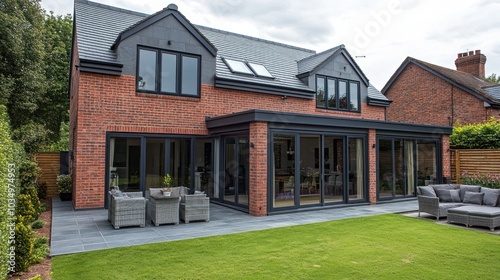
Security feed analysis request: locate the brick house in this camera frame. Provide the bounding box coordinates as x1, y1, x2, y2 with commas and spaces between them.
383, 50, 500, 127
69, 0, 451, 215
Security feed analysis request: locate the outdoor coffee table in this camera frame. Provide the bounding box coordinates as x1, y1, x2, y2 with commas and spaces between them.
149, 193, 181, 226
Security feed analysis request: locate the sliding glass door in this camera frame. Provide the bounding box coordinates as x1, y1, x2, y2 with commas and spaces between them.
222, 136, 249, 207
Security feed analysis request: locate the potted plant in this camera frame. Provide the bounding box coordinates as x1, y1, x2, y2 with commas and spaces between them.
162, 174, 173, 196
57, 174, 72, 201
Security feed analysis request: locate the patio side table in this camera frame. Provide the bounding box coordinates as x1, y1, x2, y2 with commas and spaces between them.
149, 193, 181, 226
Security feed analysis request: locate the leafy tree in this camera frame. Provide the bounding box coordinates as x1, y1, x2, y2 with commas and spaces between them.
37, 12, 72, 144
486, 73, 500, 84
0, 0, 47, 131
450, 118, 500, 149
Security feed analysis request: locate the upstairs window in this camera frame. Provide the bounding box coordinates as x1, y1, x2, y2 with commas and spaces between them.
316, 75, 360, 112
137, 47, 200, 97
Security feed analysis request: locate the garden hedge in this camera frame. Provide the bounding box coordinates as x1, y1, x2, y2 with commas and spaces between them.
450, 117, 500, 149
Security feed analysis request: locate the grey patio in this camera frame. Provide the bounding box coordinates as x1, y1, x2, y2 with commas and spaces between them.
51, 198, 418, 256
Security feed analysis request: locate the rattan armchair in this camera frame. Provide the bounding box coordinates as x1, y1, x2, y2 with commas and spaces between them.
180, 193, 210, 223
109, 191, 147, 229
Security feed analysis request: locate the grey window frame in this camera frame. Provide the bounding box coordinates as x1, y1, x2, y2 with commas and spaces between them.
136, 46, 201, 97
315, 75, 361, 113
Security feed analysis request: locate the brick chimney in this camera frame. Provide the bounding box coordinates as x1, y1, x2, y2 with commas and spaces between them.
455, 50, 486, 78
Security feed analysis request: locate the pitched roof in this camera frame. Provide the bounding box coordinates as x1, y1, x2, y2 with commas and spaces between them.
382, 57, 499, 105
74, 0, 384, 102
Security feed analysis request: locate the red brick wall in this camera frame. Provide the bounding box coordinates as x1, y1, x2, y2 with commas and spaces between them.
368, 129, 376, 204
70, 72, 386, 209
442, 134, 451, 178
249, 122, 267, 216
385, 64, 490, 126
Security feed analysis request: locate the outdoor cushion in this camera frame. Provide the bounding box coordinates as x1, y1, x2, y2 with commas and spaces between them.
438, 203, 463, 210
480, 187, 500, 207
459, 185, 481, 201
449, 189, 461, 202
435, 189, 452, 202
418, 186, 437, 197
112, 190, 123, 197
463, 191, 484, 205
448, 205, 500, 217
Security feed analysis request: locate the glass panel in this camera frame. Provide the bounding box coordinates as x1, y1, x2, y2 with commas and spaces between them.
417, 141, 437, 186
145, 139, 165, 190
181, 56, 199, 96
223, 58, 254, 75
348, 138, 364, 200
273, 134, 295, 208
108, 137, 141, 192
248, 62, 273, 78
170, 139, 191, 188
394, 139, 404, 196
316, 77, 325, 108
300, 135, 320, 206
161, 53, 177, 93
138, 49, 157, 91
224, 138, 236, 202
349, 82, 359, 111
212, 138, 221, 199
327, 78, 337, 108
405, 141, 415, 196
324, 136, 344, 203
238, 137, 249, 206
195, 139, 212, 195
338, 80, 348, 109
378, 139, 393, 198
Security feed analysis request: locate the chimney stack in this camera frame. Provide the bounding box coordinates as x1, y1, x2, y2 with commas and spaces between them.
455, 49, 486, 78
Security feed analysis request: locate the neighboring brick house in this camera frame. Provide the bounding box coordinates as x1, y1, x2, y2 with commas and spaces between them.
383, 50, 500, 127
70, 0, 451, 215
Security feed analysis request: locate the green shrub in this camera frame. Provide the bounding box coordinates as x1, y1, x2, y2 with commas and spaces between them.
18, 159, 41, 190
40, 203, 47, 212
0, 105, 15, 279
450, 117, 500, 149
21, 184, 42, 219
57, 174, 72, 193
32, 237, 49, 264
31, 220, 45, 229
16, 194, 38, 224
37, 182, 47, 199
461, 171, 500, 189
14, 216, 35, 273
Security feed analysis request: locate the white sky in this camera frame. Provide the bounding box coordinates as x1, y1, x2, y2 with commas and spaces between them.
41, 0, 500, 89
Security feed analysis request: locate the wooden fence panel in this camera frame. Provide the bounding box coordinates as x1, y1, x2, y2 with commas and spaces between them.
34, 152, 60, 197
451, 149, 500, 183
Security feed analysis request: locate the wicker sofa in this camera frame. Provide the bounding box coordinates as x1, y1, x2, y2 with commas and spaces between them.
109, 191, 147, 229
417, 184, 500, 231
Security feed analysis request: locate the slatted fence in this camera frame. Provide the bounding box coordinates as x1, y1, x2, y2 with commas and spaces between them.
451, 149, 500, 183
34, 152, 61, 197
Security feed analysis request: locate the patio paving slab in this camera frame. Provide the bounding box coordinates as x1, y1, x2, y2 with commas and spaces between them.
50, 197, 418, 256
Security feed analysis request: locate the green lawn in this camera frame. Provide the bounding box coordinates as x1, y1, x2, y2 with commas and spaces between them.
52, 214, 500, 279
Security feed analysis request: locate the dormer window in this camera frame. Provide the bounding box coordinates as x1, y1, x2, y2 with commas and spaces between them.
137, 46, 200, 97
223, 58, 274, 78
316, 75, 360, 112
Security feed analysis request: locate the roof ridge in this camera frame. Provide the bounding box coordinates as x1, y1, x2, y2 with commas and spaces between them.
194, 25, 316, 54
297, 45, 343, 62
75, 0, 149, 18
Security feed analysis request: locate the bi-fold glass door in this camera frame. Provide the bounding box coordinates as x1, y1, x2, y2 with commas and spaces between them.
220, 136, 249, 208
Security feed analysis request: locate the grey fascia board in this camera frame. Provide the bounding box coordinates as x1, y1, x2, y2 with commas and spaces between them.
111, 10, 217, 57
79, 59, 123, 75
215, 77, 315, 99
206, 109, 452, 135
367, 97, 392, 107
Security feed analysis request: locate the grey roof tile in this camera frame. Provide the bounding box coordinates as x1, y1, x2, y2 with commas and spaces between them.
367, 84, 388, 101
484, 85, 500, 100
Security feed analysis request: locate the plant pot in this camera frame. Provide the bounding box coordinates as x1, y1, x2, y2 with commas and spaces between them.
59, 192, 72, 201
162, 190, 171, 196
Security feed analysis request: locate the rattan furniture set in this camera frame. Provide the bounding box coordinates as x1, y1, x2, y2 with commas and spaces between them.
109, 187, 209, 229
417, 184, 500, 231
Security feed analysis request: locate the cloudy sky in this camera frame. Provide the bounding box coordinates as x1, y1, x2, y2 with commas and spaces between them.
41, 0, 500, 89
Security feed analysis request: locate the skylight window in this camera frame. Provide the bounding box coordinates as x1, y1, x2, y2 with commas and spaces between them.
248, 62, 273, 78
223, 58, 254, 75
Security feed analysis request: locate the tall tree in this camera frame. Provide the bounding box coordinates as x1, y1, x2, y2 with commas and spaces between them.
486, 73, 500, 84
37, 12, 72, 143
0, 0, 47, 131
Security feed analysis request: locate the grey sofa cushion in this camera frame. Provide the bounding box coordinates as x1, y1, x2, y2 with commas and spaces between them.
436, 189, 461, 202
459, 185, 481, 201
418, 186, 437, 197
463, 191, 484, 205
480, 187, 500, 207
